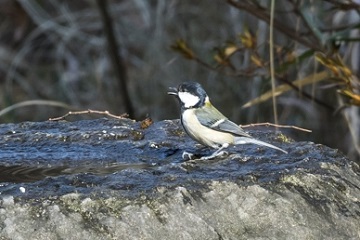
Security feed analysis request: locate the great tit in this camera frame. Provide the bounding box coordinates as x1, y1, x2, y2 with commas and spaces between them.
168, 81, 288, 159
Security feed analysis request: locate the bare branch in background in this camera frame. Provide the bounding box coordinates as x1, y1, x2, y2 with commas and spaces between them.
95, 0, 134, 118
226, 0, 323, 51
241, 122, 312, 133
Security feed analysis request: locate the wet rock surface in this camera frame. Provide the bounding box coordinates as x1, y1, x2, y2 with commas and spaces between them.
0, 118, 359, 239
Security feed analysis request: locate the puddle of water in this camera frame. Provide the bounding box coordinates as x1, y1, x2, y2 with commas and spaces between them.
0, 163, 154, 183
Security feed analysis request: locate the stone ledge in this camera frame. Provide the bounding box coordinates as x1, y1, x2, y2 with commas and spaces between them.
0, 118, 359, 239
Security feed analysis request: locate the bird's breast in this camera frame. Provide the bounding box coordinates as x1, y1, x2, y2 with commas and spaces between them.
181, 109, 234, 149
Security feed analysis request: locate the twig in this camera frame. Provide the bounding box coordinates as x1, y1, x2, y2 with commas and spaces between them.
0, 100, 73, 118
193, 56, 218, 71
226, 0, 322, 51
323, 0, 360, 10
49, 109, 128, 121
277, 76, 335, 111
292, 2, 323, 44
195, 55, 265, 77
269, 0, 278, 126
241, 122, 312, 132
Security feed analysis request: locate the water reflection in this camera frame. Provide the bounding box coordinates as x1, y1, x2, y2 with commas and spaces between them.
0, 163, 154, 183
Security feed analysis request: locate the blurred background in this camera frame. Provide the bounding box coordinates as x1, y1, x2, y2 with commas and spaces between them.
0, 0, 359, 161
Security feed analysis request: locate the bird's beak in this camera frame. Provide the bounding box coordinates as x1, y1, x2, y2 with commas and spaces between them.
167, 87, 178, 96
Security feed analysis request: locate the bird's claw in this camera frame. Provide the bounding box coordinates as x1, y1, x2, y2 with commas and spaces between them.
182, 151, 195, 160
182, 147, 229, 161
200, 150, 228, 160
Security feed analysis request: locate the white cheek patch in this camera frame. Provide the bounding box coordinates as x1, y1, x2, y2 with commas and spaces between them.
178, 91, 200, 108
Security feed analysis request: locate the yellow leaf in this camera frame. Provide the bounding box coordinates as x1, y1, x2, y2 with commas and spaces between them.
251, 55, 263, 67
224, 43, 238, 57
214, 54, 223, 64
315, 52, 329, 65
338, 89, 360, 106
214, 53, 231, 66
340, 66, 353, 78
239, 30, 256, 49
315, 52, 353, 79
242, 71, 330, 108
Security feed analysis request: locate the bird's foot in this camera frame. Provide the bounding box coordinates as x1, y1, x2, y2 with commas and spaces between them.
182, 151, 195, 160
200, 150, 229, 160
182, 143, 230, 161
200, 143, 230, 160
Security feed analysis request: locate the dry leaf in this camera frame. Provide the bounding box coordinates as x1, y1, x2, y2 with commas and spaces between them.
242, 71, 330, 108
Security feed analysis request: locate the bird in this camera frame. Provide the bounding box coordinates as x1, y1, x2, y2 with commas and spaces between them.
168, 81, 288, 159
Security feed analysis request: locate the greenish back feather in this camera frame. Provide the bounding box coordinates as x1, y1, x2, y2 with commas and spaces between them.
195, 104, 252, 138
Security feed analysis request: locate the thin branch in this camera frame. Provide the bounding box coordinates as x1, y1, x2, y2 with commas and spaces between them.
323, 0, 360, 10
226, 0, 323, 51
292, 2, 323, 44
49, 109, 128, 121
277, 76, 336, 111
241, 122, 312, 132
191, 47, 267, 77
193, 57, 218, 71
0, 100, 74, 118
269, 0, 278, 125
319, 23, 360, 33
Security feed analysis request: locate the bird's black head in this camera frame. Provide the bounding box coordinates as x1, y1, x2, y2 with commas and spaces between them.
168, 81, 208, 109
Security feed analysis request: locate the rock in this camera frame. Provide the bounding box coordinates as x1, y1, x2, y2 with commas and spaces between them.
0, 118, 359, 239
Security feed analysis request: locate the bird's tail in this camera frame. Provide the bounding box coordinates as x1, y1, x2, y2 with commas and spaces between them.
234, 137, 288, 154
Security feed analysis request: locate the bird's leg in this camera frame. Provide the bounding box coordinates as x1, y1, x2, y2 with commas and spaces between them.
201, 143, 229, 160
182, 151, 195, 160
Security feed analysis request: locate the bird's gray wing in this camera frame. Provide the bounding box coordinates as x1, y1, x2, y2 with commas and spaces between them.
214, 119, 252, 138
195, 105, 252, 138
